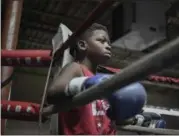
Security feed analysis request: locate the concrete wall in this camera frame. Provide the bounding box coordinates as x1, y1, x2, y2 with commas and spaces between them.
113, 1, 170, 51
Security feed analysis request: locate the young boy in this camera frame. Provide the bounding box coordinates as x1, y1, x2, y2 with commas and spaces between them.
46, 23, 115, 135
44, 23, 147, 135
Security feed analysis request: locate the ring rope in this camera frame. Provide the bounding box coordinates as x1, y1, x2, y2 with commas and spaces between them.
1, 100, 48, 122
1, 100, 179, 135
2, 50, 179, 85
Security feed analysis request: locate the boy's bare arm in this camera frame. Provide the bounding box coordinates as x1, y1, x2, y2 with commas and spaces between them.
47, 62, 83, 104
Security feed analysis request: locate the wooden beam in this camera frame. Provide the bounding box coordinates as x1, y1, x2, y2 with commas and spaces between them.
19, 30, 53, 45
19, 38, 51, 46
21, 20, 57, 30
20, 27, 55, 35
21, 21, 57, 33
19, 40, 51, 49
21, 19, 60, 29
23, 9, 82, 23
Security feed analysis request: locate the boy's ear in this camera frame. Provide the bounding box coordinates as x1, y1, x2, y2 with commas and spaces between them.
77, 40, 88, 51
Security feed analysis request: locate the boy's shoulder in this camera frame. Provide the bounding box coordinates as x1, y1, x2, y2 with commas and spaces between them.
64, 62, 81, 70
60, 62, 84, 76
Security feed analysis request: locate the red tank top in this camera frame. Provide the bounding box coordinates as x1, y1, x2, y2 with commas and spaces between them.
58, 65, 116, 135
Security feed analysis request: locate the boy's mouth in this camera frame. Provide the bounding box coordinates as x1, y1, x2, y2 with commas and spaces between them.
104, 51, 112, 58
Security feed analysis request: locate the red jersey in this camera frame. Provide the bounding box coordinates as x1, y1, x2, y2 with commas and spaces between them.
58, 65, 116, 135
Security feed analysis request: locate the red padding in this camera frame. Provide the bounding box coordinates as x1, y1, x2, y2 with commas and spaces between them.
1, 50, 51, 59
1, 100, 47, 122
148, 75, 179, 84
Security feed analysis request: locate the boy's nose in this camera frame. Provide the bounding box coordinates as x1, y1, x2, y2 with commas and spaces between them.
105, 45, 111, 51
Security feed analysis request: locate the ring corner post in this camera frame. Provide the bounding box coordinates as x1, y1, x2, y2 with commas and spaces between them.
1, 0, 23, 134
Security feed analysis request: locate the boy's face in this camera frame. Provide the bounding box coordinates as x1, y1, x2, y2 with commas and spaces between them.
86, 29, 111, 64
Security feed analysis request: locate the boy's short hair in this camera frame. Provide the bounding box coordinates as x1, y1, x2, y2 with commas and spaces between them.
70, 23, 108, 58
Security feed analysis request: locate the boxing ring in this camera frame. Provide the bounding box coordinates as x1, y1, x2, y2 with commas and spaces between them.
1, 0, 179, 135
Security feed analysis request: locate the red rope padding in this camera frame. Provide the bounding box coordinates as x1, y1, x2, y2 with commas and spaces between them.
1, 100, 48, 122
1, 50, 51, 67
148, 75, 179, 84
1, 50, 51, 59
98, 66, 179, 85
2, 50, 179, 84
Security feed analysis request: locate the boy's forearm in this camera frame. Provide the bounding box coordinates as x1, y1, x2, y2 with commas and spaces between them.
47, 85, 68, 104
42, 104, 59, 116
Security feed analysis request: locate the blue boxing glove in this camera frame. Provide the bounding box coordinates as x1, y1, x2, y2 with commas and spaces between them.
155, 119, 166, 128
84, 73, 112, 89
134, 112, 166, 128
65, 74, 112, 96
106, 82, 147, 124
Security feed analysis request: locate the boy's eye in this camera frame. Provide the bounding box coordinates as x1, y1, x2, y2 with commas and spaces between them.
97, 38, 105, 43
